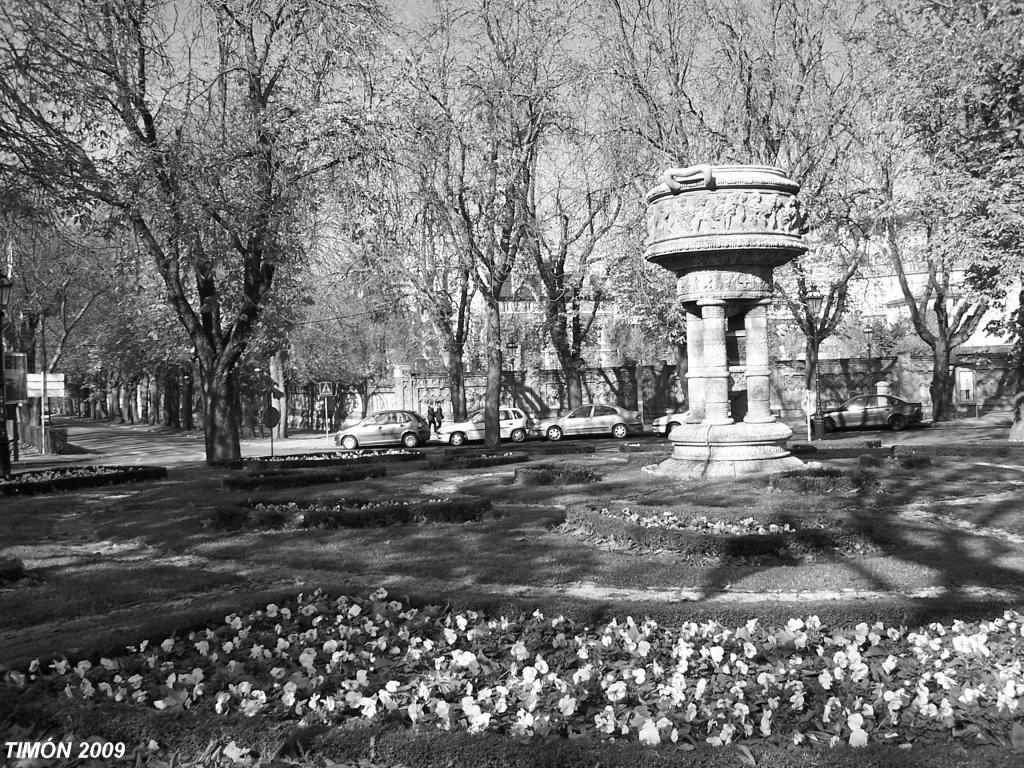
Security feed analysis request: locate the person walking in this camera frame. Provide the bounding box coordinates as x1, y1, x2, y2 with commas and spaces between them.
433, 401, 444, 434
426, 401, 437, 437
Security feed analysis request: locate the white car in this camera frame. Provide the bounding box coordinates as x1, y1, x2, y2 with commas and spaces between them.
651, 411, 687, 437
438, 407, 532, 446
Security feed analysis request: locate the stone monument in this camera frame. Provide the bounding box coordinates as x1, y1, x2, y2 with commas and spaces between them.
644, 164, 805, 478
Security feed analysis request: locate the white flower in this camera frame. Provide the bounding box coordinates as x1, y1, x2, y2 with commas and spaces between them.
606, 680, 628, 702
595, 706, 616, 734
632, 668, 647, 685
558, 695, 576, 717
511, 640, 529, 661
638, 718, 660, 745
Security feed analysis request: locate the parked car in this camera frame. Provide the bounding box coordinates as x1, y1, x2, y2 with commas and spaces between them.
335, 410, 431, 449
534, 404, 643, 441
821, 394, 923, 432
651, 411, 687, 437
438, 407, 532, 446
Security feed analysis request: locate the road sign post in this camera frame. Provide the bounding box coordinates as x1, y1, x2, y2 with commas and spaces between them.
318, 382, 333, 443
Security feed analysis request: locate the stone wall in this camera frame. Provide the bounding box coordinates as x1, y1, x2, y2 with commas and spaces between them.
771, 351, 1019, 416
282, 349, 1017, 430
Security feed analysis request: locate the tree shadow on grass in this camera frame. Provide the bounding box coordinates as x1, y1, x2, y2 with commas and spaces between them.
692, 461, 1024, 619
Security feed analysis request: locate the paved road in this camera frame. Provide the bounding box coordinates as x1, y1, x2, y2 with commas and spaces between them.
9, 411, 1017, 472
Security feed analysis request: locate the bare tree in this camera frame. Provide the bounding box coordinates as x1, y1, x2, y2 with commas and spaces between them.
406, 0, 577, 446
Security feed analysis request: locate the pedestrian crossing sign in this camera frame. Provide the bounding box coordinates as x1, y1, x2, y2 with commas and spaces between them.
318, 381, 334, 397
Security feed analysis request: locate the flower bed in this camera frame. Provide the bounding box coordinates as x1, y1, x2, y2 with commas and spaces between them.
430, 451, 531, 470
618, 442, 668, 453
528, 443, 596, 456
222, 465, 386, 491
0, 465, 168, 496
859, 453, 933, 470
210, 497, 495, 529
563, 505, 878, 559
242, 448, 424, 470
767, 468, 876, 495
624, 451, 674, 468
790, 439, 883, 455
515, 463, 603, 485
7, 588, 1024, 752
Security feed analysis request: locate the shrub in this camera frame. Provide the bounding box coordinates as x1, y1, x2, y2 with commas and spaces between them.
515, 463, 602, 485
222, 465, 386, 491
0, 556, 25, 584
0, 465, 168, 496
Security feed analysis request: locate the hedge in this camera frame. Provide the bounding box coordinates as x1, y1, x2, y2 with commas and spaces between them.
859, 453, 933, 470
209, 497, 494, 529
221, 465, 386, 491
892, 443, 1024, 458
564, 504, 879, 558
528, 443, 596, 456
241, 449, 423, 470
430, 451, 531, 470
0, 465, 169, 496
515, 463, 603, 485
767, 467, 876, 494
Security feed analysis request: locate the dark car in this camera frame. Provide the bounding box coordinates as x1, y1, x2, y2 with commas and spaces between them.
822, 394, 923, 432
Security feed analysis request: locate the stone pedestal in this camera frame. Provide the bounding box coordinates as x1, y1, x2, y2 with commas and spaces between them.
643, 165, 807, 479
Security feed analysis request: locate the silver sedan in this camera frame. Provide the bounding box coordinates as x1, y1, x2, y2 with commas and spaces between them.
534, 404, 643, 441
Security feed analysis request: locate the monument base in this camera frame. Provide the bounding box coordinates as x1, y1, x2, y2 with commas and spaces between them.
646, 420, 803, 479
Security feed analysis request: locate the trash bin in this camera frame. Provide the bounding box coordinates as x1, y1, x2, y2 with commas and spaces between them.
811, 414, 826, 441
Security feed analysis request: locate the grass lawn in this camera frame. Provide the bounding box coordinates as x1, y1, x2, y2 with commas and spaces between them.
2, 443, 1024, 766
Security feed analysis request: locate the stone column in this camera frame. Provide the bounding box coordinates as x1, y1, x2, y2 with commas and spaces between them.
743, 300, 774, 423
685, 306, 705, 423
699, 299, 732, 425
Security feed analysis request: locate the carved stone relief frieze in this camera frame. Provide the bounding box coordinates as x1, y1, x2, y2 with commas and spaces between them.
647, 190, 802, 243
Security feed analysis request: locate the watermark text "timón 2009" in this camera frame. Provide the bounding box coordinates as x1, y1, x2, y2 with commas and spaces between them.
4, 741, 128, 760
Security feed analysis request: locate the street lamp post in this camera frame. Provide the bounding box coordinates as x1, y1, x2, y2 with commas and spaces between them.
0, 255, 13, 478
863, 325, 874, 368
806, 288, 824, 441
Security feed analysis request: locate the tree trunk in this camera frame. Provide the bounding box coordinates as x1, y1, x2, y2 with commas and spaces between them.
483, 298, 502, 449
181, 370, 195, 431
447, 354, 468, 421
269, 351, 287, 439
804, 337, 820, 411
201, 367, 242, 465
563, 359, 583, 411
162, 367, 181, 428
111, 383, 124, 423
930, 346, 953, 422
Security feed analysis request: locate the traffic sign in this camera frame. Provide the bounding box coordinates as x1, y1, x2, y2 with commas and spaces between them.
27, 373, 66, 398
261, 406, 281, 429
318, 381, 334, 398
